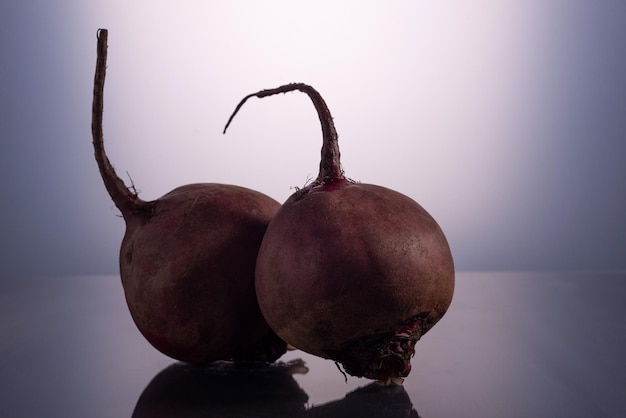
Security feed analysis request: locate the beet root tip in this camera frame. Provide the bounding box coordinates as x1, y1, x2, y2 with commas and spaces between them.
325, 314, 432, 382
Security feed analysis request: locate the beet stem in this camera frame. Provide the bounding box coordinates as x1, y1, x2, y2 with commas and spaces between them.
223, 83, 344, 182
92, 29, 147, 217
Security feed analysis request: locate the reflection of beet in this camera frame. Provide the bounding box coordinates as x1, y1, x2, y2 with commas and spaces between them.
306, 383, 421, 418
225, 83, 454, 382
91, 29, 286, 363
131, 360, 309, 418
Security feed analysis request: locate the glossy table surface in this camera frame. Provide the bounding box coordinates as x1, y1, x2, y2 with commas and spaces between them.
1, 271, 625, 417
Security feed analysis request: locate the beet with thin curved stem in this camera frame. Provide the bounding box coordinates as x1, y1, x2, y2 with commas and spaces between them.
91, 29, 287, 363
224, 83, 454, 383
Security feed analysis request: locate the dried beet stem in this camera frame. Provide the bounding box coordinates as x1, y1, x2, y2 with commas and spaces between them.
92, 28, 149, 217
223, 83, 344, 182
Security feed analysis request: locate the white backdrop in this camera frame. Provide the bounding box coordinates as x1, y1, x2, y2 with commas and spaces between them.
1, 1, 625, 278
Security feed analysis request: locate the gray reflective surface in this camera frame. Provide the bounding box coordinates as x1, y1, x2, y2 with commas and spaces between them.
1, 272, 625, 417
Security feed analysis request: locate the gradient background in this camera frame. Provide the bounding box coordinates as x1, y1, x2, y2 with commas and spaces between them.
1, 1, 625, 281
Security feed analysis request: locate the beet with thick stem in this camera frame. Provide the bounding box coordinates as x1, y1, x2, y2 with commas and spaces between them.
91, 29, 287, 363
224, 83, 455, 383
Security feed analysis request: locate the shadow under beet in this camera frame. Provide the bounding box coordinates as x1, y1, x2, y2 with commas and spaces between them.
306, 383, 421, 418
132, 359, 420, 418
131, 359, 309, 418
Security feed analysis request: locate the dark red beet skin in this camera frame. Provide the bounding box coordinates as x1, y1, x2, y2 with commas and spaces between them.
119, 183, 284, 363
92, 29, 286, 363
224, 83, 455, 382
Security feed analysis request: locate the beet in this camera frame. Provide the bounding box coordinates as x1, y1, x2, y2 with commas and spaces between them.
224, 83, 454, 383
91, 29, 286, 363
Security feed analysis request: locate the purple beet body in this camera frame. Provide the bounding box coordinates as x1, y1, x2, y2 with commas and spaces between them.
224, 83, 454, 382
91, 29, 286, 363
